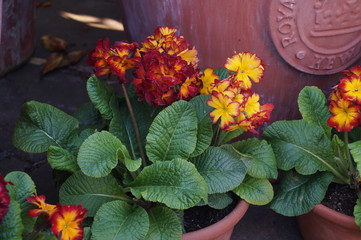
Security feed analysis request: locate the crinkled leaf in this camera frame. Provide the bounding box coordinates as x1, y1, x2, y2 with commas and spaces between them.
297, 86, 331, 137
355, 199, 361, 229
91, 201, 149, 240
189, 95, 213, 157
0, 201, 23, 240
129, 159, 207, 209
191, 147, 246, 194
87, 75, 114, 120
349, 140, 361, 175
59, 171, 128, 217
5, 172, 36, 234
146, 101, 198, 162
73, 102, 104, 131
47, 146, 79, 172
12, 101, 79, 153
213, 68, 230, 80
145, 206, 182, 240
219, 128, 243, 145
233, 175, 274, 205
231, 139, 278, 179
263, 120, 336, 175
208, 193, 234, 210
268, 171, 333, 216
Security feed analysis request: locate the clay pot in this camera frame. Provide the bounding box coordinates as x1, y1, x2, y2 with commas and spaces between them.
182, 200, 250, 240
119, 0, 361, 123
297, 204, 361, 240
0, 0, 36, 76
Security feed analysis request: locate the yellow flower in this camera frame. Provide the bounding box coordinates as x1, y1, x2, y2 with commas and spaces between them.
27, 194, 57, 219
225, 52, 264, 89
339, 75, 361, 104
328, 98, 361, 132
207, 93, 240, 129
244, 94, 261, 117
200, 68, 219, 94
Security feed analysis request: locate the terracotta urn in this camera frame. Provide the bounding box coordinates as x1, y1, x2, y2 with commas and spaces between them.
182, 200, 250, 240
119, 0, 361, 123
297, 204, 361, 240
0, 0, 36, 76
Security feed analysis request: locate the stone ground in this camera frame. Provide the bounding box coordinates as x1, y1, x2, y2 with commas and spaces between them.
0, 0, 302, 239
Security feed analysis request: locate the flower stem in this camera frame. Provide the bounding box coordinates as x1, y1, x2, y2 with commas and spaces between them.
120, 83, 147, 167
344, 132, 355, 174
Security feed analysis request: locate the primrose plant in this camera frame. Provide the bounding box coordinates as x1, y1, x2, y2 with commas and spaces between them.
9, 27, 277, 239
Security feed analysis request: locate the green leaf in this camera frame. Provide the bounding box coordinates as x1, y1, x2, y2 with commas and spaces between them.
12, 101, 79, 153
189, 95, 213, 157
59, 171, 129, 217
146, 101, 198, 162
5, 172, 36, 234
191, 147, 246, 194
231, 139, 278, 179
91, 201, 149, 240
233, 175, 274, 205
129, 159, 208, 209
78, 131, 129, 177
213, 68, 230, 80
219, 129, 243, 145
0, 201, 23, 240
73, 102, 104, 131
47, 146, 79, 172
268, 171, 333, 216
87, 75, 115, 120
355, 199, 361, 229
297, 86, 331, 137
145, 206, 182, 240
263, 120, 336, 175
349, 140, 361, 175
208, 193, 234, 210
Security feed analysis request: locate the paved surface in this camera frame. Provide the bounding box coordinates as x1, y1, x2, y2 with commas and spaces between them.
0, 1, 302, 239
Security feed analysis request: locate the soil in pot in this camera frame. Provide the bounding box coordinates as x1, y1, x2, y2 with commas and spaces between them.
322, 183, 358, 216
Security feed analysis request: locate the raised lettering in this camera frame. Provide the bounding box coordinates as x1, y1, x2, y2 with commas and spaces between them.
277, 7, 293, 22
280, 0, 296, 10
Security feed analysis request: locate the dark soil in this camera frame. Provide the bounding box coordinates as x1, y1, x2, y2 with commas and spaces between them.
322, 183, 358, 216
183, 199, 238, 233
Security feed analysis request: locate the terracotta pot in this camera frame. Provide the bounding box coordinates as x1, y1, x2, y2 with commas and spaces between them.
182, 200, 250, 240
0, 0, 36, 77
297, 204, 361, 240
119, 0, 361, 123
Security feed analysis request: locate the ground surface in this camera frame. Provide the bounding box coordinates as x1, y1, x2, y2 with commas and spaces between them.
0, 1, 302, 239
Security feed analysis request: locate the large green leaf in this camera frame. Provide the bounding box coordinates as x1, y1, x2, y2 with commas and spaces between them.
263, 120, 336, 175
349, 140, 361, 174
86, 75, 115, 120
12, 101, 79, 153
73, 102, 104, 131
59, 171, 129, 217
297, 86, 331, 137
355, 199, 361, 229
207, 193, 234, 210
232, 175, 274, 205
5, 172, 36, 234
231, 139, 278, 179
268, 171, 333, 216
146, 101, 198, 162
47, 146, 79, 172
191, 147, 246, 194
189, 95, 213, 157
129, 159, 208, 209
145, 206, 182, 240
0, 201, 23, 240
78, 131, 137, 177
91, 201, 149, 240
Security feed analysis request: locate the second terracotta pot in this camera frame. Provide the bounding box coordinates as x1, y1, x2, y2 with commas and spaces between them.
297, 204, 361, 240
182, 200, 250, 240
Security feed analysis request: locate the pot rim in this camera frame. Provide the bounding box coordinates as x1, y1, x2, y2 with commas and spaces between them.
313, 204, 359, 230
182, 200, 250, 239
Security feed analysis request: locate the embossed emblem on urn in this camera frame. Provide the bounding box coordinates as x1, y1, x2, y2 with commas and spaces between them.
269, 0, 361, 75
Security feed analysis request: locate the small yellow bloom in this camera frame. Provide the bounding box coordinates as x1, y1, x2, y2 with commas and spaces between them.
200, 68, 219, 94
208, 93, 240, 129
328, 98, 361, 132
339, 75, 361, 104
244, 94, 261, 117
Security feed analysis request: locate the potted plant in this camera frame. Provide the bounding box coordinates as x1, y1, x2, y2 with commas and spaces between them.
6, 26, 277, 240
263, 65, 361, 240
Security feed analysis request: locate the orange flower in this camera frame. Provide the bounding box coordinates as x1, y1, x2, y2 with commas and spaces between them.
27, 194, 57, 219
342, 65, 361, 77
199, 68, 219, 94
51, 204, 88, 240
339, 75, 361, 104
328, 99, 361, 132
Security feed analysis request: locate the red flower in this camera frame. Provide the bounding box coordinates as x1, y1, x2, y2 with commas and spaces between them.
0, 175, 12, 223
27, 194, 57, 219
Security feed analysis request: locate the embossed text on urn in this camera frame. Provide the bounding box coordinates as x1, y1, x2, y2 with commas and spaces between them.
269, 0, 361, 75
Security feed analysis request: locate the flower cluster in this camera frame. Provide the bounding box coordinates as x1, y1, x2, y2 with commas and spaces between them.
328, 65, 361, 132
202, 52, 274, 133
27, 194, 88, 240
0, 175, 12, 223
